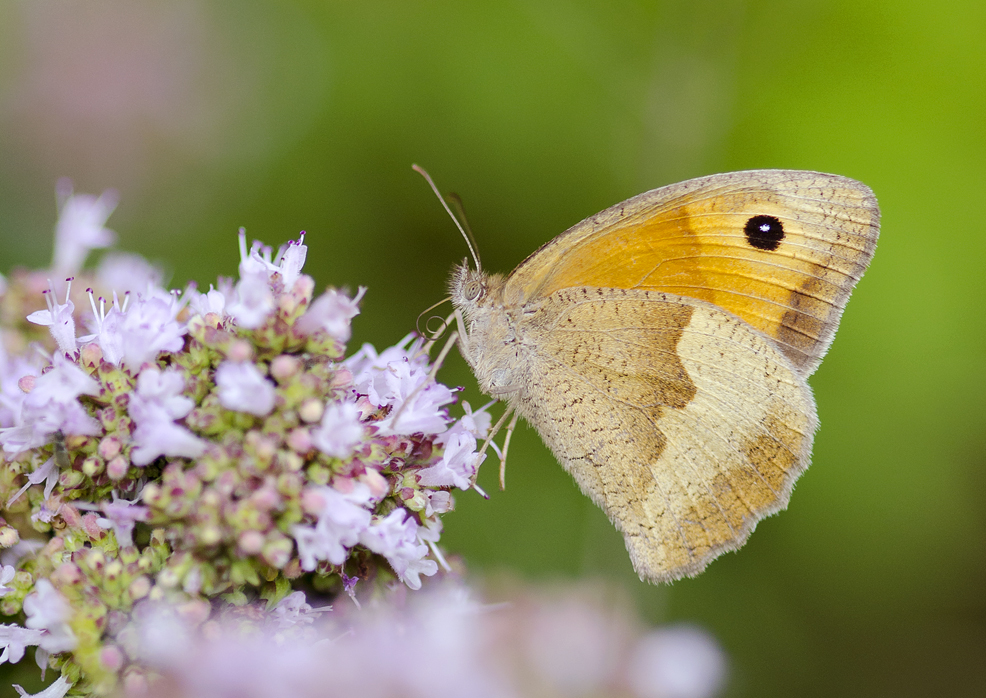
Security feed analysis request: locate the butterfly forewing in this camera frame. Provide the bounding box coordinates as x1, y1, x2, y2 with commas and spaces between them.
504, 170, 880, 376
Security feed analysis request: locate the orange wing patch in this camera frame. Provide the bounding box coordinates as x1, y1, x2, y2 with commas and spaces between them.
506, 171, 879, 377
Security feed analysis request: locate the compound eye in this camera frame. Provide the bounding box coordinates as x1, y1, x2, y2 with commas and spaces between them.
464, 279, 483, 301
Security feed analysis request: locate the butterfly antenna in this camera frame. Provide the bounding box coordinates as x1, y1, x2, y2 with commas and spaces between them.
448, 192, 481, 271
412, 164, 482, 272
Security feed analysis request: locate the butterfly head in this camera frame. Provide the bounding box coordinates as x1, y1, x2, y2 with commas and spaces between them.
452, 257, 481, 293
449, 260, 507, 334
449, 259, 514, 384
449, 260, 492, 311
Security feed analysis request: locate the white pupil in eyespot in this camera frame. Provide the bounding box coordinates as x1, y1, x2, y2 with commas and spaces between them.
760, 223, 771, 233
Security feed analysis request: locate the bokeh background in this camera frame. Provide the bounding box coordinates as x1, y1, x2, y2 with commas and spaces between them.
1, 1, 984, 696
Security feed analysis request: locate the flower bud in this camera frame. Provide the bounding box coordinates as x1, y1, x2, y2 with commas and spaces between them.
80, 342, 104, 367
59, 469, 86, 490
54, 562, 83, 585
106, 455, 129, 480
128, 575, 151, 601
238, 530, 265, 555
98, 436, 122, 459
100, 644, 126, 673
105, 561, 124, 582
298, 398, 324, 424
287, 428, 313, 453
270, 355, 300, 382
262, 536, 294, 569
0, 527, 20, 547
82, 456, 102, 477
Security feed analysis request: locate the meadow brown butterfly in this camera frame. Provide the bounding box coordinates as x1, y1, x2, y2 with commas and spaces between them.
446, 170, 879, 583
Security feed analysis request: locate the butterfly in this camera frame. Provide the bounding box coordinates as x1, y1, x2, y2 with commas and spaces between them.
444, 169, 879, 583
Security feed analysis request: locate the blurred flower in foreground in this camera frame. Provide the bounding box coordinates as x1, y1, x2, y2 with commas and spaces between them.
0, 185, 727, 697
130, 579, 727, 698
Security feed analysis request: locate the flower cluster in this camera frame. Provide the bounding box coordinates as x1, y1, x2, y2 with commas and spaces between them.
0, 185, 492, 695
128, 578, 727, 698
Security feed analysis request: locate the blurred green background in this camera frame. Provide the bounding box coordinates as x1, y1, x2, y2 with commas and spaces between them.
1, 1, 984, 696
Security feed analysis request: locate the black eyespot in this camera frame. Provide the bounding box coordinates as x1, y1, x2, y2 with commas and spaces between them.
744, 215, 785, 251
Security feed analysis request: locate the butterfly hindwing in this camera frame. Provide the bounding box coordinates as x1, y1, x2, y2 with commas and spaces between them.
507, 287, 815, 582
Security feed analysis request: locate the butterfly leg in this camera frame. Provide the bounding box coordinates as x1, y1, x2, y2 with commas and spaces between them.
476, 406, 513, 463
498, 410, 520, 490
470, 405, 519, 489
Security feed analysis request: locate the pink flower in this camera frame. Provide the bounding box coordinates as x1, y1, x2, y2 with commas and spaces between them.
523, 590, 625, 695
86, 291, 186, 369
291, 484, 373, 570
0, 354, 100, 455
296, 287, 366, 342
310, 401, 363, 459
84, 294, 126, 365
31, 502, 61, 525
26, 280, 78, 356
23, 580, 76, 654
0, 541, 44, 569
133, 367, 194, 418
130, 419, 206, 467
240, 230, 309, 289
130, 581, 503, 698
52, 179, 117, 275
96, 252, 164, 296
417, 431, 483, 490
0, 565, 15, 597
359, 508, 437, 590
381, 365, 454, 435
0, 624, 44, 665
424, 490, 452, 516
272, 235, 308, 290
215, 361, 276, 416
13, 675, 73, 698
447, 401, 493, 441
128, 367, 205, 466
0, 346, 40, 429
134, 604, 194, 667
237, 230, 271, 277
115, 295, 186, 369
227, 269, 274, 329
269, 591, 328, 631
29, 354, 100, 405
95, 494, 149, 548
186, 285, 228, 318
347, 337, 454, 436
6, 456, 57, 508
135, 604, 324, 698
627, 625, 727, 698
225, 230, 311, 328
345, 334, 421, 403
